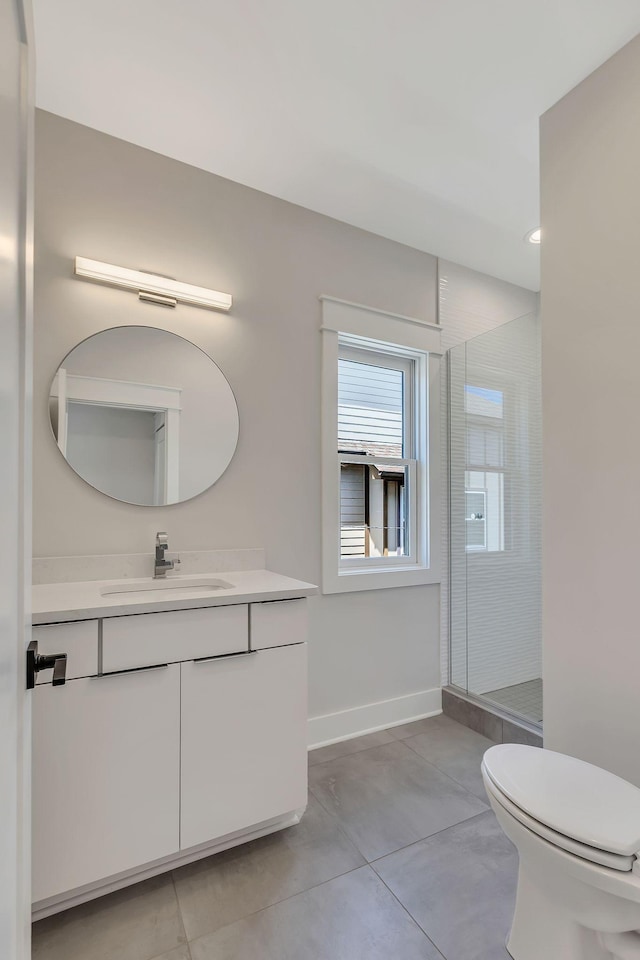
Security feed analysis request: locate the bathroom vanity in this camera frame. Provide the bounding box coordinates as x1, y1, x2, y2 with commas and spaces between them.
30, 566, 316, 919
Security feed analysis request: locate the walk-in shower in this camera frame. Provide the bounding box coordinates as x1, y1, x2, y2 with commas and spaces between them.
447, 313, 542, 728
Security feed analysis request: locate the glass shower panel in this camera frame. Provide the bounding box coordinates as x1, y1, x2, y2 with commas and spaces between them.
448, 341, 468, 691
448, 313, 542, 725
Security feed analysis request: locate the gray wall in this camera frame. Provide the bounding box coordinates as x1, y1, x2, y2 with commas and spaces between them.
541, 35, 640, 783
34, 110, 441, 733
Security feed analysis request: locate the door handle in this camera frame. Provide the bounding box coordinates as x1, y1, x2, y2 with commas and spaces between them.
26, 640, 68, 689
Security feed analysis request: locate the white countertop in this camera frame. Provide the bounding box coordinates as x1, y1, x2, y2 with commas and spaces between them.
32, 569, 318, 624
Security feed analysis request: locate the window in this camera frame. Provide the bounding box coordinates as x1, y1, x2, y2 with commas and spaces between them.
321, 297, 441, 594
464, 384, 505, 553
338, 347, 416, 565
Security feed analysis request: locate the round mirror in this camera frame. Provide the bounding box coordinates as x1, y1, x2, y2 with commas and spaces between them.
49, 326, 239, 505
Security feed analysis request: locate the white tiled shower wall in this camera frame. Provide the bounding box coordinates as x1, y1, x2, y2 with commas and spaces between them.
437, 261, 539, 693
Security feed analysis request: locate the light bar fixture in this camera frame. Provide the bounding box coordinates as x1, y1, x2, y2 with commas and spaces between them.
74, 257, 232, 312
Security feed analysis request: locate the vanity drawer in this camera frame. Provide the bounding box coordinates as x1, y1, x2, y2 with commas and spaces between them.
250, 599, 308, 651
33, 621, 99, 684
102, 604, 248, 672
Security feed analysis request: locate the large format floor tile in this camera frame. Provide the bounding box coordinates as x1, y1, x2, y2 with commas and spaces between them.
152, 948, 192, 960
188, 866, 444, 960
32, 874, 187, 960
401, 714, 495, 800
173, 793, 365, 941
374, 811, 518, 960
33, 716, 519, 960
308, 740, 488, 861
387, 714, 460, 741
441, 689, 504, 742
308, 729, 395, 766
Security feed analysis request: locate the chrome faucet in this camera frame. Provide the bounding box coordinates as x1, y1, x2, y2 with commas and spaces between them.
154, 532, 180, 578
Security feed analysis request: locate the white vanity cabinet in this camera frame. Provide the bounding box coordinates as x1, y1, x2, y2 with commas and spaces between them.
181, 644, 307, 849
250, 598, 308, 651
31, 595, 309, 917
32, 620, 98, 684
101, 604, 248, 672
32, 663, 180, 904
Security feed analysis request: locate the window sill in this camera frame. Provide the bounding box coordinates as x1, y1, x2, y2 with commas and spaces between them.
322, 565, 440, 595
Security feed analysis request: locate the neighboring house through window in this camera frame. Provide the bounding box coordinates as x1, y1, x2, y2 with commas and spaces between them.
338, 348, 413, 561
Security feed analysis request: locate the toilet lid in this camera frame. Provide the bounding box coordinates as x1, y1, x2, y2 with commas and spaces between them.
483, 744, 640, 857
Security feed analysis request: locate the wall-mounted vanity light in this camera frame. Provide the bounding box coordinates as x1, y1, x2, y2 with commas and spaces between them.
74, 257, 232, 312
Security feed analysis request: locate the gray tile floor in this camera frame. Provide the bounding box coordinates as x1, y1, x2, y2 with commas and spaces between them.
32, 715, 518, 960
483, 678, 543, 723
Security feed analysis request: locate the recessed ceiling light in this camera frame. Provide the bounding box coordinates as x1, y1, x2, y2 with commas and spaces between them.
525, 227, 541, 245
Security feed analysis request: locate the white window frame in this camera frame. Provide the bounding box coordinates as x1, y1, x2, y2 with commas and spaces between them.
338, 344, 417, 567
321, 296, 442, 594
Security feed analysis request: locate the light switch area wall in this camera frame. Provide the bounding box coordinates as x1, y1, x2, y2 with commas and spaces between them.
33, 110, 441, 737
541, 34, 640, 784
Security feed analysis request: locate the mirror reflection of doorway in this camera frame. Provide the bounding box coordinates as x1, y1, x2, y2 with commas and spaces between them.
48, 327, 239, 506
50, 367, 181, 505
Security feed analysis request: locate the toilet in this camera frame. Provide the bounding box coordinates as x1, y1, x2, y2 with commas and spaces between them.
482, 744, 640, 960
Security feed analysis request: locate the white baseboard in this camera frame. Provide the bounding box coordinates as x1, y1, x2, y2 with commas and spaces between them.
308, 688, 442, 750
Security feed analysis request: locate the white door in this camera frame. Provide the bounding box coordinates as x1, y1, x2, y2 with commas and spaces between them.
0, 1, 34, 958
180, 645, 308, 850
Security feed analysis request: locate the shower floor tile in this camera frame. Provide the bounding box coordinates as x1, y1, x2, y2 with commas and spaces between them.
482, 679, 542, 723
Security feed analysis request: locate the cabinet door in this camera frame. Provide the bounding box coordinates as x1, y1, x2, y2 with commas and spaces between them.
181, 644, 307, 850
32, 664, 180, 904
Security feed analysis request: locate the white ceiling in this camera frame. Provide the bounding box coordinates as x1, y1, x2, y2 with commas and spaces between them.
33, 1, 640, 291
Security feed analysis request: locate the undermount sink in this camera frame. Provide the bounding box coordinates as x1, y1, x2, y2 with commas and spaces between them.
100, 577, 234, 598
